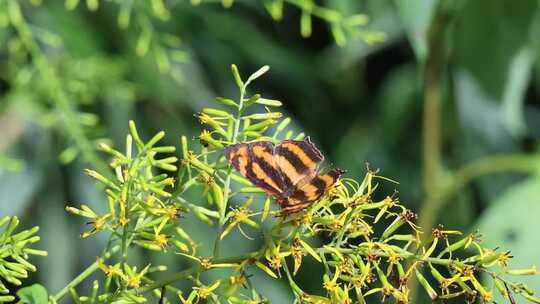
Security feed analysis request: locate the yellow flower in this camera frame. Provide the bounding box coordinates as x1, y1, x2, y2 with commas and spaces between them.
300, 293, 332, 304
119, 216, 129, 226
323, 267, 341, 292
194, 112, 226, 126
96, 258, 123, 278
198, 129, 224, 149
123, 264, 150, 288
220, 198, 259, 240
176, 253, 237, 270
229, 273, 248, 288
193, 281, 221, 299
151, 217, 170, 249
154, 232, 169, 249
264, 242, 291, 270
81, 214, 112, 238
291, 238, 304, 275
497, 251, 513, 267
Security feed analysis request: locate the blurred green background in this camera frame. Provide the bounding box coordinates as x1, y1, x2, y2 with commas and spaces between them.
1, 0, 540, 303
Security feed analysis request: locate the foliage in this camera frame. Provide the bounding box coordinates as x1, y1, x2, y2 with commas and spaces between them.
0, 0, 380, 174
16, 284, 48, 304
55, 66, 539, 304
1, 0, 540, 304
0, 217, 46, 303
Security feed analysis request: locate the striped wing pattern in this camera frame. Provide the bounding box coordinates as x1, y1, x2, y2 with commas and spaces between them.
280, 169, 344, 214
224, 138, 344, 214
275, 139, 324, 195
224, 142, 284, 196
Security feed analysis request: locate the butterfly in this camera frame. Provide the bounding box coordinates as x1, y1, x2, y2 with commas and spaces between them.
224, 137, 344, 214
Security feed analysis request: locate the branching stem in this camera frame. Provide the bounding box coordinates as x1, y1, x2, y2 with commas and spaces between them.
213, 80, 246, 258
51, 246, 120, 302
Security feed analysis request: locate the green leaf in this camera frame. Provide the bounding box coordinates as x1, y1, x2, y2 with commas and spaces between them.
501, 47, 533, 137
455, 70, 510, 148
455, 70, 525, 204
453, 0, 537, 98
16, 284, 48, 304
476, 176, 540, 303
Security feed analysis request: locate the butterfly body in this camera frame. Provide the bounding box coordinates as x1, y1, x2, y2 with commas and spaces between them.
224, 138, 344, 214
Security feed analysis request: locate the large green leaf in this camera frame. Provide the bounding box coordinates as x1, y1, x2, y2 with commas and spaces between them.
453, 0, 537, 98
455, 70, 522, 204
476, 176, 540, 302
501, 47, 533, 137
16, 284, 48, 304
394, 0, 437, 61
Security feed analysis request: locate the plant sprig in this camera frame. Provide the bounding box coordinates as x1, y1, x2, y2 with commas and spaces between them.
57, 65, 539, 304
0, 216, 46, 303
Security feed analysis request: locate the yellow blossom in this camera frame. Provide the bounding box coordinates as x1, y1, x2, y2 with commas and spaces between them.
193, 281, 221, 299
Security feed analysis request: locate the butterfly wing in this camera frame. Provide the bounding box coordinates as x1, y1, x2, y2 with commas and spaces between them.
274, 138, 324, 195
224, 143, 250, 177
225, 138, 344, 214
224, 141, 285, 196
280, 169, 345, 214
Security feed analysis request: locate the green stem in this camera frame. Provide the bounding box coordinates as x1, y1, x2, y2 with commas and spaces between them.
414, 3, 537, 300
414, 2, 453, 301
282, 259, 304, 295
318, 247, 467, 268
418, 3, 449, 238
51, 246, 120, 302
120, 184, 133, 275
120, 224, 129, 272
213, 83, 246, 258
439, 154, 539, 203
137, 265, 201, 294
135, 250, 260, 294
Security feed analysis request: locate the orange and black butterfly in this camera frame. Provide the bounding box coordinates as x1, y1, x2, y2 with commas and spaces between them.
224, 137, 344, 214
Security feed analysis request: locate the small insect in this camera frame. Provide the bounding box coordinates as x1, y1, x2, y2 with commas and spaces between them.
224, 137, 344, 214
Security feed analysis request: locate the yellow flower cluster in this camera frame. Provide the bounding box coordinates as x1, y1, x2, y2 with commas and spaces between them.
60, 65, 539, 304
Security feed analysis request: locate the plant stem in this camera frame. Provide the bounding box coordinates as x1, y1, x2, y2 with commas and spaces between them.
120, 183, 133, 275
414, 1, 453, 301
439, 154, 539, 203
51, 246, 120, 302
282, 259, 303, 295
318, 247, 467, 268
135, 250, 260, 294
120, 224, 129, 273
418, 2, 449, 239
213, 82, 246, 258
418, 1, 539, 241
